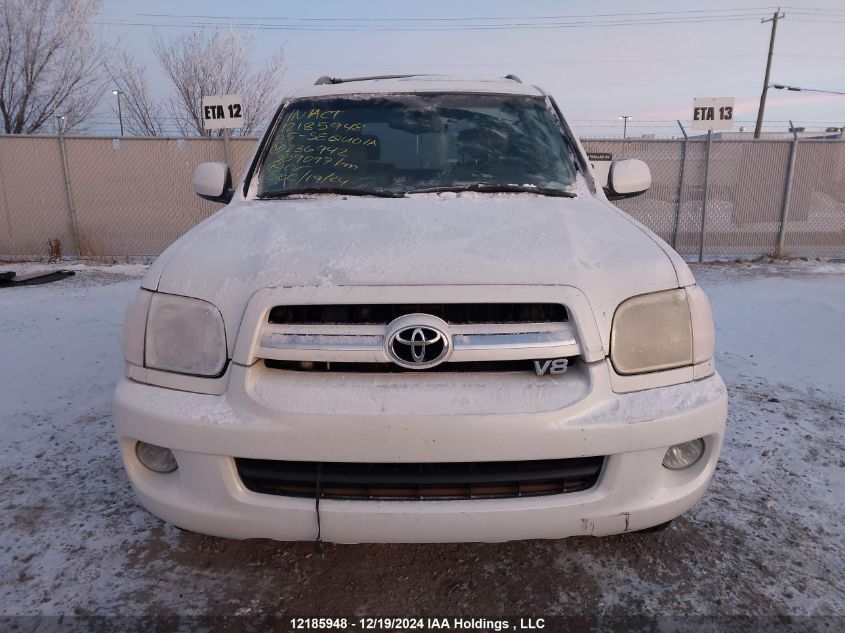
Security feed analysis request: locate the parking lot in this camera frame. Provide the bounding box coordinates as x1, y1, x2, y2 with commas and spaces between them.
1, 260, 843, 622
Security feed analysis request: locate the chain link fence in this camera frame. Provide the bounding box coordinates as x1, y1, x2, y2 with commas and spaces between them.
581, 137, 845, 260
0, 135, 257, 258
0, 134, 843, 259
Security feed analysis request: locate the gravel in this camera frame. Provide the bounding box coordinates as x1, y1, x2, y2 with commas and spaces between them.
1, 260, 842, 624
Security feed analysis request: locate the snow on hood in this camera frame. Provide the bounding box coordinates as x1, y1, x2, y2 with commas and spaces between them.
145, 194, 681, 356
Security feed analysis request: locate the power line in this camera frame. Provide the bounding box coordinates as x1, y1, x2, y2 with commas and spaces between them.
782, 6, 845, 13
102, 7, 782, 23
786, 11, 845, 17
791, 18, 845, 23
95, 12, 777, 32
777, 53, 845, 60
284, 52, 845, 68
289, 54, 768, 68
98, 17, 767, 29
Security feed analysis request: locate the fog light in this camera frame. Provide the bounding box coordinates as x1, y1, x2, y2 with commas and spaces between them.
662, 438, 705, 470
135, 441, 178, 473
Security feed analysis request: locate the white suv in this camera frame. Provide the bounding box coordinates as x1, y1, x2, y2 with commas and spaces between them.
114, 75, 727, 543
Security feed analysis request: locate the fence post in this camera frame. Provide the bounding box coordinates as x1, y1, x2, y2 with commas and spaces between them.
56, 117, 83, 256
672, 120, 689, 249
0, 139, 13, 250
698, 129, 713, 262
222, 128, 231, 171
776, 123, 799, 257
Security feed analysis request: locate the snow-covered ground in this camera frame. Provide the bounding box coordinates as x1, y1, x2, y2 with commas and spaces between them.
0, 260, 843, 618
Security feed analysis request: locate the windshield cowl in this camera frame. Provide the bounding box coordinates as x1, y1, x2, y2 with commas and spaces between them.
258, 187, 405, 199
255, 186, 577, 200
408, 183, 576, 198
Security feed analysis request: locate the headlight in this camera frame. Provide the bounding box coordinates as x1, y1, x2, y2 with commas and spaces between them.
611, 287, 714, 375
145, 293, 227, 376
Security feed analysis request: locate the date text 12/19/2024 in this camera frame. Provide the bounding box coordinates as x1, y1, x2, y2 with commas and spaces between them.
289, 617, 547, 630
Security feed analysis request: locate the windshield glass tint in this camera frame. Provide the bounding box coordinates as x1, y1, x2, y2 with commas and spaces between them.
256, 94, 577, 196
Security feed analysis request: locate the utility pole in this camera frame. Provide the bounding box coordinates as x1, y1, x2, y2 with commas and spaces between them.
753, 8, 785, 139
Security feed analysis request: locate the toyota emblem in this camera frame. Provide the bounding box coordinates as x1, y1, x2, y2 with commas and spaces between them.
385, 316, 451, 369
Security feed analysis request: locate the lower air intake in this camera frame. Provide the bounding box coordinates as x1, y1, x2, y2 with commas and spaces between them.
235, 457, 604, 501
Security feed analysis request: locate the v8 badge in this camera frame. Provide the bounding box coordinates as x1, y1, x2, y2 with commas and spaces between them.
534, 358, 569, 376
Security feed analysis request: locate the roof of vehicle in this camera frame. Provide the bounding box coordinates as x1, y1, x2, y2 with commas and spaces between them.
287, 75, 547, 99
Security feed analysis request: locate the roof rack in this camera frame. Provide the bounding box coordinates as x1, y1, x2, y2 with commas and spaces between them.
315, 74, 524, 86
314, 74, 421, 86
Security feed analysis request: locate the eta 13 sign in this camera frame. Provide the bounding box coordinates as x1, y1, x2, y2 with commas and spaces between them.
202, 94, 244, 130
691, 97, 735, 131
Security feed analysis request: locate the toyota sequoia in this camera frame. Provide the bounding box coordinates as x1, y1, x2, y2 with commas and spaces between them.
113, 75, 727, 543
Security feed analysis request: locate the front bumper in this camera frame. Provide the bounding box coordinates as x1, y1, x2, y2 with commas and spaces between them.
112, 363, 727, 543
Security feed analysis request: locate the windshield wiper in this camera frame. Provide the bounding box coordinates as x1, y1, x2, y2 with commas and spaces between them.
408, 183, 577, 198
258, 187, 405, 199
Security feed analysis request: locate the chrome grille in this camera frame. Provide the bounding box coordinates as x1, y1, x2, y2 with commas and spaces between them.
255, 302, 580, 369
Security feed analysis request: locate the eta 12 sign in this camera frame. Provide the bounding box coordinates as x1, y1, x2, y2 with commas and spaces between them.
691, 97, 735, 131
202, 94, 244, 130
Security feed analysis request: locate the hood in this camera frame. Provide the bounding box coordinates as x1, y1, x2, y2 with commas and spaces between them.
144, 194, 682, 355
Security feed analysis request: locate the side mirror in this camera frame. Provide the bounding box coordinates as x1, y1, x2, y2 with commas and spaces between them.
605, 159, 651, 200
193, 162, 234, 203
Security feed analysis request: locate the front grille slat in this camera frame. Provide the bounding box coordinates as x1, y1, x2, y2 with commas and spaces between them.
264, 358, 575, 374
268, 303, 567, 326
236, 457, 604, 501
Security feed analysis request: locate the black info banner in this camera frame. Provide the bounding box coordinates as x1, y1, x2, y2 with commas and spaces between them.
0, 616, 840, 633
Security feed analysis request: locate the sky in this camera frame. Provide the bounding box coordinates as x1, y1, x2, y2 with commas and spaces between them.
94, 0, 845, 137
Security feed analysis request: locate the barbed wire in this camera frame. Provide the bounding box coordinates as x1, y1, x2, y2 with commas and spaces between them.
56, 117, 842, 140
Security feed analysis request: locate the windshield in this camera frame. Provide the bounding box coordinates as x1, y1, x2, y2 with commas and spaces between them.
255, 93, 578, 197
